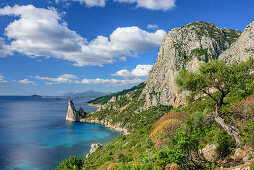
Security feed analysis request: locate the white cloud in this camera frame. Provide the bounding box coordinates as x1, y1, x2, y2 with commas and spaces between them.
79, 78, 143, 86
55, 0, 176, 10
114, 0, 176, 11
35, 74, 77, 84
0, 5, 166, 66
18, 79, 35, 85
112, 64, 152, 79
0, 38, 12, 57
147, 24, 159, 30
56, 0, 106, 7
34, 73, 142, 86
0, 75, 8, 83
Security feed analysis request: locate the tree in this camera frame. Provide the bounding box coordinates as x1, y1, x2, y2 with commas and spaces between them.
176, 58, 254, 146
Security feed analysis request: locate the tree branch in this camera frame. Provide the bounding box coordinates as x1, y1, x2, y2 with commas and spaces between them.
202, 89, 218, 104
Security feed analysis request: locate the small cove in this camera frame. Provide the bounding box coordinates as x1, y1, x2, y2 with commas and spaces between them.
0, 96, 121, 170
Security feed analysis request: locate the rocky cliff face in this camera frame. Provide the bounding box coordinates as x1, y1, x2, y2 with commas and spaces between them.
142, 21, 241, 108
219, 21, 254, 62
65, 100, 86, 121
86, 143, 103, 158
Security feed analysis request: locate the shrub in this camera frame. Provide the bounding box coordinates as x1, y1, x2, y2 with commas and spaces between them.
232, 94, 254, 118
153, 112, 188, 130
241, 119, 254, 147
56, 156, 83, 170
250, 161, 254, 170
151, 119, 183, 147
215, 131, 235, 158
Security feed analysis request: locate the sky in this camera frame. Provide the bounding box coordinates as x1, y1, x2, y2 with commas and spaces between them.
0, 0, 253, 96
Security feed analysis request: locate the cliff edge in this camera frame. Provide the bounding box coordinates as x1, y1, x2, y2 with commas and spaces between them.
142, 21, 242, 108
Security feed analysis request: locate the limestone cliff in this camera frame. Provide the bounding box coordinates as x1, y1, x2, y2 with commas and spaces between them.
86, 143, 103, 158
65, 100, 86, 121
219, 20, 254, 62
142, 21, 241, 108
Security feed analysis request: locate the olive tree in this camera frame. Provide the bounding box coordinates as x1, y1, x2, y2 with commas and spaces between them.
176, 58, 254, 146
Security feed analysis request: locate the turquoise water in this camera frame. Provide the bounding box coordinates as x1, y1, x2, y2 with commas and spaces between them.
0, 96, 121, 170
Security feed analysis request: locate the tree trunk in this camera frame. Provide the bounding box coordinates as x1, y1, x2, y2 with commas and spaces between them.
214, 115, 244, 146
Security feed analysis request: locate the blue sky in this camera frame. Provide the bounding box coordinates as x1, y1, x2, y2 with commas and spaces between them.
0, 0, 253, 96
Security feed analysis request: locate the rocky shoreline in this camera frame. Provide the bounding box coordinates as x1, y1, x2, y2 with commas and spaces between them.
80, 118, 129, 135
66, 100, 129, 135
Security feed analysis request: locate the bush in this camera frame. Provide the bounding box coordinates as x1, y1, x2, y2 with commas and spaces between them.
153, 112, 188, 129
215, 131, 235, 158
241, 120, 254, 147
232, 94, 254, 118
151, 119, 183, 148
250, 161, 254, 170
56, 156, 83, 170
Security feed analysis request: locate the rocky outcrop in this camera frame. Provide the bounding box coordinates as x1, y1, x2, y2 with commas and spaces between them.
86, 143, 103, 158
65, 100, 87, 121
219, 21, 254, 62
141, 21, 242, 108
80, 118, 129, 135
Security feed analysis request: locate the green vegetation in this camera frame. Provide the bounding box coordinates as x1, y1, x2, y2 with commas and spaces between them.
86, 83, 171, 132
56, 59, 253, 169
183, 21, 241, 44
56, 156, 83, 170
88, 82, 146, 104
176, 58, 254, 146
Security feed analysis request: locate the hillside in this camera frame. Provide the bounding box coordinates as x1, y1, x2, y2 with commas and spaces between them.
57, 21, 254, 170
88, 83, 145, 105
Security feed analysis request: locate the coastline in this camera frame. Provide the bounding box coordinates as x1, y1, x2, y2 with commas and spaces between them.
80, 118, 129, 135
88, 103, 102, 108
83, 103, 129, 135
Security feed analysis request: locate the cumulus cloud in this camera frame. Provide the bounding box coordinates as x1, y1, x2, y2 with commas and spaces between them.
147, 24, 159, 30
0, 75, 8, 83
18, 79, 35, 85
35, 74, 77, 84
79, 78, 142, 86
112, 64, 152, 79
0, 5, 166, 66
0, 38, 12, 57
114, 0, 176, 11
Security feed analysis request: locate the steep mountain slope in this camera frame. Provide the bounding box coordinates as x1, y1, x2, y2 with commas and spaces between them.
142, 21, 241, 108
219, 20, 254, 62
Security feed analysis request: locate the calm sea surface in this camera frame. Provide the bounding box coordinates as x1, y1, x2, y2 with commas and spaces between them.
0, 96, 121, 170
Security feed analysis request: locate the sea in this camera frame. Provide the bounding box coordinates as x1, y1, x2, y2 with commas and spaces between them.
0, 96, 121, 170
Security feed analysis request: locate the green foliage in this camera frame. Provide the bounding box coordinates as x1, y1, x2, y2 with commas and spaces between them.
139, 119, 217, 169
88, 82, 146, 104
153, 112, 188, 130
83, 125, 154, 169
176, 59, 254, 102
182, 21, 241, 45
233, 94, 254, 117
190, 45, 209, 62
250, 161, 254, 170
56, 156, 83, 170
215, 131, 235, 158
151, 119, 183, 147
241, 120, 254, 147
